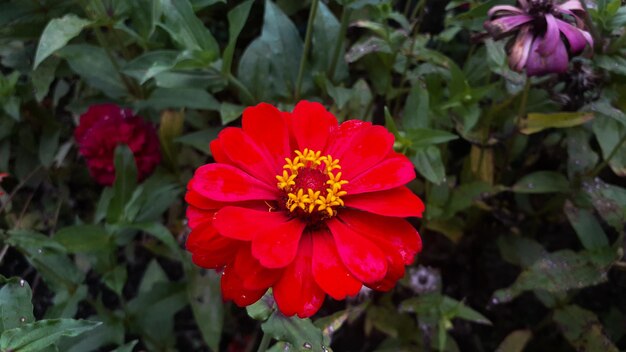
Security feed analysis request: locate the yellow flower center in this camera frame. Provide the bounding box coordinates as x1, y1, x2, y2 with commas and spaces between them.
275, 148, 348, 219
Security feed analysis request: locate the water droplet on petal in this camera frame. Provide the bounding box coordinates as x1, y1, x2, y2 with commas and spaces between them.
302, 342, 312, 349
19, 279, 25, 287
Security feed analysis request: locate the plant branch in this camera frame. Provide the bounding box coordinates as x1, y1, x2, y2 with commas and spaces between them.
295, 0, 319, 101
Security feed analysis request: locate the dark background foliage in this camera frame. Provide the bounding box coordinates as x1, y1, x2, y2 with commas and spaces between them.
1, 0, 626, 351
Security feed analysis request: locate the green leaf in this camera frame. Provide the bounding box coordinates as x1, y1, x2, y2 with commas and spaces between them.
592, 116, 626, 176
110, 340, 139, 352
33, 14, 91, 69
582, 178, 626, 230
238, 0, 303, 100
262, 311, 326, 352
595, 54, 626, 76
520, 112, 594, 135
220, 102, 245, 125
0, 276, 35, 333
57, 45, 127, 98
491, 247, 618, 303
186, 267, 223, 350
222, 0, 254, 75
411, 146, 445, 184
246, 292, 275, 321
128, 0, 161, 41
122, 50, 178, 84
137, 87, 220, 111
38, 123, 60, 168
175, 128, 221, 154
406, 128, 458, 148
400, 294, 491, 325
31, 57, 60, 102
403, 83, 430, 129
312, 2, 347, 81
0, 319, 101, 352
566, 128, 598, 177
554, 305, 619, 352
5, 230, 83, 292
497, 236, 547, 268
495, 329, 532, 352
159, 0, 220, 57
54, 225, 111, 253
124, 222, 182, 260
103, 265, 127, 297
564, 201, 609, 250
512, 171, 569, 194
107, 145, 138, 223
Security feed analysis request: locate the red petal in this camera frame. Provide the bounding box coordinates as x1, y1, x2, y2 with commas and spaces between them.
185, 189, 228, 210
251, 219, 306, 268
340, 125, 395, 179
326, 218, 388, 283
210, 139, 234, 165
186, 205, 213, 228
325, 120, 372, 158
233, 246, 283, 290
312, 230, 362, 300
339, 209, 422, 265
273, 234, 325, 318
217, 127, 276, 185
290, 101, 338, 152
221, 265, 267, 306
366, 251, 406, 292
343, 154, 416, 195
189, 164, 277, 202
242, 103, 291, 171
213, 206, 290, 241
186, 222, 240, 269
344, 186, 425, 217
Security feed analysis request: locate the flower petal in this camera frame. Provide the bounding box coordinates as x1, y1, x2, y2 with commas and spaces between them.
242, 103, 291, 171
233, 246, 283, 290
366, 251, 406, 292
186, 222, 240, 269
526, 33, 569, 76
251, 218, 306, 268
189, 164, 277, 202
325, 120, 372, 159
484, 15, 533, 39
273, 234, 325, 318
186, 205, 213, 228
217, 127, 276, 185
327, 218, 388, 283
340, 125, 395, 179
290, 101, 338, 152
213, 206, 290, 241
344, 186, 425, 217
538, 14, 560, 56
487, 5, 525, 17
312, 230, 362, 300
339, 209, 422, 265
209, 139, 233, 165
343, 154, 416, 195
556, 19, 592, 53
509, 26, 534, 72
222, 265, 267, 307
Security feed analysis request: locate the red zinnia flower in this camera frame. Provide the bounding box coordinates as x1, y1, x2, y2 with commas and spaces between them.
185, 101, 424, 318
74, 104, 161, 186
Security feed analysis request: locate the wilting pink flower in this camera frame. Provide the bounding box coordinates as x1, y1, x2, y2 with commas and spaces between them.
75, 104, 161, 186
484, 0, 593, 76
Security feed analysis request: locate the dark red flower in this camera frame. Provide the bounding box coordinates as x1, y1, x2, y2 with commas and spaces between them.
185, 101, 424, 318
74, 104, 161, 186
484, 0, 593, 76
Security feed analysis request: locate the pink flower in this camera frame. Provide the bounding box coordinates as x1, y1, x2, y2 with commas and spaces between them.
484, 0, 593, 76
74, 104, 161, 186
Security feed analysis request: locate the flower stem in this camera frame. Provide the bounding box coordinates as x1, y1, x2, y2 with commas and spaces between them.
327, 6, 351, 82
590, 132, 626, 177
515, 78, 531, 128
256, 331, 272, 352
228, 73, 256, 106
295, 0, 319, 101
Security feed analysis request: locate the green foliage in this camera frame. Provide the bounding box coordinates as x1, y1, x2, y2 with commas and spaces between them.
1, 0, 626, 350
